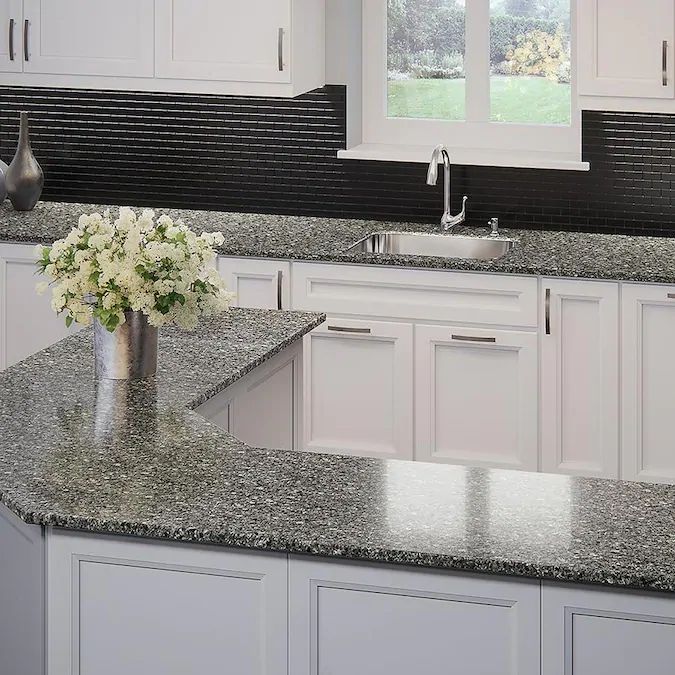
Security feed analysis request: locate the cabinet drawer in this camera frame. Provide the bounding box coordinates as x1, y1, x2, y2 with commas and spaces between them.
292, 263, 538, 327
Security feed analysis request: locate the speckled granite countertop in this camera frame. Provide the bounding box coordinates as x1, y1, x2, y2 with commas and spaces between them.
2, 201, 675, 284
1, 307, 675, 593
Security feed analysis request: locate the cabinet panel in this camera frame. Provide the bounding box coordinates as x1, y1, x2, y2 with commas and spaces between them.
543, 582, 675, 675
22, 0, 154, 77
622, 284, 675, 483
156, 0, 291, 83
579, 0, 675, 98
47, 530, 287, 675
415, 325, 538, 470
290, 556, 540, 675
303, 318, 413, 459
541, 280, 619, 478
0, 243, 79, 370
218, 257, 290, 310
0, 0, 21, 72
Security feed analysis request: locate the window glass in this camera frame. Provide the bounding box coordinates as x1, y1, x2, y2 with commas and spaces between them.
490, 0, 571, 125
387, 0, 467, 121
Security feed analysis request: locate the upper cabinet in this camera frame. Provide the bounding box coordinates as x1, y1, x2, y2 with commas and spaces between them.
2, 0, 325, 97
22, 0, 154, 77
579, 0, 675, 104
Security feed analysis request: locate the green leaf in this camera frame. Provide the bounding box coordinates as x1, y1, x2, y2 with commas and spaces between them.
65, 315, 74, 328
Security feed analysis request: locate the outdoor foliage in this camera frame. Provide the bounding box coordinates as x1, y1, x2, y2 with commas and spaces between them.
504, 28, 570, 83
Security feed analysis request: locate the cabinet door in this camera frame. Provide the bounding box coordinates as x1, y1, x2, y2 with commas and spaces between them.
579, 0, 675, 98
303, 318, 413, 459
541, 280, 619, 478
543, 582, 675, 675
415, 325, 538, 470
22, 0, 154, 77
155, 0, 291, 83
622, 284, 675, 483
47, 530, 287, 675
0, 0, 21, 72
290, 556, 540, 675
218, 258, 290, 310
0, 243, 79, 370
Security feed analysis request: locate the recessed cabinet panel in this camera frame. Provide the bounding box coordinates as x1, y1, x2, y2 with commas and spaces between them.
0, 0, 22, 72
156, 0, 291, 83
22, 0, 154, 77
218, 258, 290, 310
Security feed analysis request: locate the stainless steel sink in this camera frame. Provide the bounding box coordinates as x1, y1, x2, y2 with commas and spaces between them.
344, 232, 515, 261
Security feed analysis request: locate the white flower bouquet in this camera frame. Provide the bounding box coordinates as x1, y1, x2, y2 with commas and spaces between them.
37, 207, 234, 332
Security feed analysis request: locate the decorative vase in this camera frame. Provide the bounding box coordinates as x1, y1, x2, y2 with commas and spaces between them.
0, 159, 7, 202
5, 112, 44, 211
94, 311, 158, 380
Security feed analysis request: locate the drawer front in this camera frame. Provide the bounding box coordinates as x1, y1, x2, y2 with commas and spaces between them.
292, 263, 538, 327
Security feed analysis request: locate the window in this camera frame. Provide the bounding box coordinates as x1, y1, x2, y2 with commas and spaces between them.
344, 0, 586, 170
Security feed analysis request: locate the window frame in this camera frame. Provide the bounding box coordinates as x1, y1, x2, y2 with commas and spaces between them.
358, 0, 584, 165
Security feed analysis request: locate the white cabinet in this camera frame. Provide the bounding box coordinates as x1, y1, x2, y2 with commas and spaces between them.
289, 556, 541, 675
541, 279, 619, 478
415, 325, 538, 470
579, 0, 675, 99
155, 0, 324, 95
22, 0, 154, 77
543, 582, 675, 675
0, 243, 79, 370
0, 0, 21, 72
303, 318, 413, 459
622, 284, 675, 483
218, 257, 290, 310
47, 530, 288, 675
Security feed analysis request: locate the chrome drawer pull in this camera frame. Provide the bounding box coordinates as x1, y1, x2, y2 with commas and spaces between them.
23, 18, 28, 62
545, 288, 551, 335
8, 18, 14, 61
276, 270, 283, 310
667, 293, 675, 300
664, 40, 669, 87
278, 28, 284, 71
327, 325, 371, 335
451, 334, 496, 344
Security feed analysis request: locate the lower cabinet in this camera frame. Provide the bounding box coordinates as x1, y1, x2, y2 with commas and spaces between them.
541, 279, 619, 478
542, 582, 675, 675
289, 556, 541, 675
0, 242, 79, 369
622, 283, 675, 483
302, 318, 413, 459
47, 530, 288, 675
415, 324, 538, 470
218, 257, 290, 310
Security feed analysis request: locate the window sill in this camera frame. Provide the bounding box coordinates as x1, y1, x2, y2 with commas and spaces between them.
337, 144, 590, 171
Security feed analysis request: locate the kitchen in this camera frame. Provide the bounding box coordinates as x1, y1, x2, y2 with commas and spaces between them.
1, 1, 675, 674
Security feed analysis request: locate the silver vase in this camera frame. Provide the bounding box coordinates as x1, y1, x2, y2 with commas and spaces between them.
94, 311, 158, 380
5, 112, 44, 211
0, 159, 7, 202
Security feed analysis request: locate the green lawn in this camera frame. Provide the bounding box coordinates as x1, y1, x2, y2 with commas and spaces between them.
387, 75, 571, 125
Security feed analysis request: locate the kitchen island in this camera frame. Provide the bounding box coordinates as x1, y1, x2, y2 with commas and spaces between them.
1, 307, 675, 674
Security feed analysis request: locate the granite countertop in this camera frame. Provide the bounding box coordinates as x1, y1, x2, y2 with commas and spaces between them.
1, 307, 675, 593
2, 201, 675, 284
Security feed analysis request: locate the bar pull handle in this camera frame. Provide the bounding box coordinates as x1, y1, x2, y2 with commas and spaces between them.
23, 18, 28, 62
451, 334, 497, 344
276, 270, 283, 310
545, 288, 551, 335
8, 18, 15, 61
327, 325, 371, 335
667, 293, 675, 300
278, 28, 284, 71
663, 41, 669, 87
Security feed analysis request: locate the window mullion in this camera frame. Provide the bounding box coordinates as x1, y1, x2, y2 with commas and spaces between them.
464, 0, 491, 124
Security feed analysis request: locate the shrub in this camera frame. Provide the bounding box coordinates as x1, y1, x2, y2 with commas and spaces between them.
407, 50, 465, 80
505, 28, 570, 82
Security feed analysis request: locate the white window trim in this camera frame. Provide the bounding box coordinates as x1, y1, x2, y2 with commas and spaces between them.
339, 0, 589, 171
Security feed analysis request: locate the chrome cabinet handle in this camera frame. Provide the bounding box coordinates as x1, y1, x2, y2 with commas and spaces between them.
327, 325, 371, 335
667, 293, 675, 300
278, 28, 284, 71
451, 334, 497, 344
8, 18, 14, 61
276, 270, 283, 310
545, 288, 551, 335
23, 18, 28, 62
664, 41, 669, 86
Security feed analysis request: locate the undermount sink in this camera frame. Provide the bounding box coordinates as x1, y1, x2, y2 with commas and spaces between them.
344, 232, 515, 261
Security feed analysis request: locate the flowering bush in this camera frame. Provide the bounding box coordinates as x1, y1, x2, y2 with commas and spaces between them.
36, 207, 235, 332
505, 28, 570, 83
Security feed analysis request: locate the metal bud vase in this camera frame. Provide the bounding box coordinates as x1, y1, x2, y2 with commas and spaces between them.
94, 311, 158, 380
5, 112, 44, 211
0, 159, 8, 202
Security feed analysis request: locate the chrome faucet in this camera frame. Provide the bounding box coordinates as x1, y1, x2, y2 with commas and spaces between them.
426, 144, 467, 230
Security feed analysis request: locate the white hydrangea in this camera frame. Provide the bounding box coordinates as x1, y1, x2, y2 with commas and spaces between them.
36, 207, 235, 332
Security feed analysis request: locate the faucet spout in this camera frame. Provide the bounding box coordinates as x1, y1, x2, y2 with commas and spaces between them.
426, 144, 467, 230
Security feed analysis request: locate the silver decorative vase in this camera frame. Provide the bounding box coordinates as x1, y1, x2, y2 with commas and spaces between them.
0, 159, 7, 202
94, 311, 158, 380
5, 112, 44, 211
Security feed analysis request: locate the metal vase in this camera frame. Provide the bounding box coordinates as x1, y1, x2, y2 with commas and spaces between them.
0, 159, 7, 202
94, 311, 158, 380
5, 112, 44, 211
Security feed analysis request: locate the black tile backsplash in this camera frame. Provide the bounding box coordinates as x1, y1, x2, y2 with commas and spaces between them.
0, 85, 673, 236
